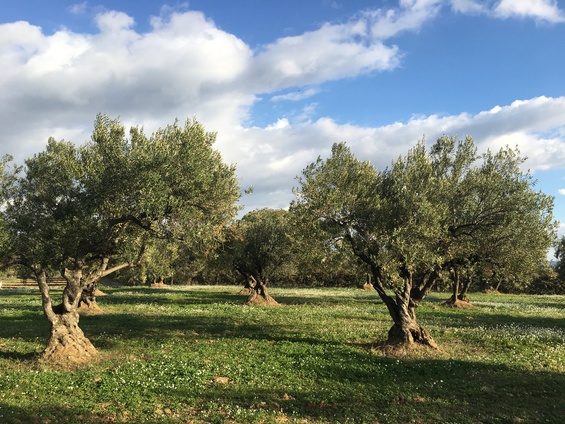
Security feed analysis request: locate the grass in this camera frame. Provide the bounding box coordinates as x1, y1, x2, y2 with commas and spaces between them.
0, 286, 564, 423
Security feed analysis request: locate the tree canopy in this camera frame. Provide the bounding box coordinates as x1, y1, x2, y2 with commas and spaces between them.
0, 114, 240, 363
225, 208, 294, 305
292, 136, 557, 347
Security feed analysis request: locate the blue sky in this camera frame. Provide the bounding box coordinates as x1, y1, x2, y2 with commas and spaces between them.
1, 0, 564, 243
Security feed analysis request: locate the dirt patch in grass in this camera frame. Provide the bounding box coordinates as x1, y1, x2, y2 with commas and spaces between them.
149, 282, 169, 288
442, 299, 476, 309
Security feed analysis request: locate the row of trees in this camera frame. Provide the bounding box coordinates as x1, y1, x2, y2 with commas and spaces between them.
0, 115, 559, 363
215, 138, 557, 347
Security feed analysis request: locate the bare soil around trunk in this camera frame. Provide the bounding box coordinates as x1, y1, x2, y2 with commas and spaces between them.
442, 298, 475, 309
245, 292, 280, 306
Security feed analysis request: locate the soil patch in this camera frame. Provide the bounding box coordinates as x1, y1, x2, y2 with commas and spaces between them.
442, 299, 475, 309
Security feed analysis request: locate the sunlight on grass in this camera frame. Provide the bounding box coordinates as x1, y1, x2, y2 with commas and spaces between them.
0, 285, 563, 423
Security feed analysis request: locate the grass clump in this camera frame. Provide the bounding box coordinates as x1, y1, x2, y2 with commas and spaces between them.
0, 286, 563, 423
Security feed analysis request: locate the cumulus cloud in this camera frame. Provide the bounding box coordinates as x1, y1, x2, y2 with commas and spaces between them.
235, 96, 565, 211
0, 10, 255, 161
494, 0, 565, 23
559, 189, 565, 196
0, 1, 564, 215
247, 21, 400, 92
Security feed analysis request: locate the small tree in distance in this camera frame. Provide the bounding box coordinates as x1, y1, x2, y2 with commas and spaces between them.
227, 208, 295, 305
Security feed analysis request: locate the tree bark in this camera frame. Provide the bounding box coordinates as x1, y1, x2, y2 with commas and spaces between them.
370, 265, 438, 349
237, 277, 253, 295
78, 280, 104, 313
459, 276, 471, 302
362, 274, 376, 291
444, 267, 472, 308
245, 276, 279, 306
36, 260, 132, 365
36, 269, 97, 365
42, 308, 98, 364
386, 299, 438, 348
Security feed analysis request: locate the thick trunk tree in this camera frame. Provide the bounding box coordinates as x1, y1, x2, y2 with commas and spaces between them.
459, 276, 471, 302
43, 308, 98, 364
386, 296, 437, 348
78, 280, 104, 313
237, 277, 253, 295
245, 275, 279, 306
36, 269, 97, 365
362, 274, 376, 291
370, 265, 439, 349
35, 260, 131, 365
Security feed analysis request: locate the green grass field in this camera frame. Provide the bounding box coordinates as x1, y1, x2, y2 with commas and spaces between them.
0, 285, 563, 423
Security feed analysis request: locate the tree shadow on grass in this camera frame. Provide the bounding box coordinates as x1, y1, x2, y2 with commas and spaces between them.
421, 307, 565, 332
80, 311, 335, 348
0, 350, 37, 361
2, 345, 563, 423
0, 311, 47, 339
99, 286, 244, 306
0, 402, 126, 424
163, 347, 565, 423
100, 285, 378, 307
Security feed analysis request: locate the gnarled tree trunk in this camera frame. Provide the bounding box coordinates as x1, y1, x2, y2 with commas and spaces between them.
445, 267, 473, 308
35, 259, 131, 365
78, 280, 105, 314
36, 270, 97, 365
386, 297, 437, 348
43, 308, 98, 364
370, 265, 439, 349
245, 275, 279, 306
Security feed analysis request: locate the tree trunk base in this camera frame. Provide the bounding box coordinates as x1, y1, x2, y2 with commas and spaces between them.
94, 289, 107, 297
362, 283, 376, 291
41, 312, 98, 366
238, 287, 252, 295
442, 298, 474, 309
387, 322, 438, 350
78, 299, 104, 315
245, 291, 280, 306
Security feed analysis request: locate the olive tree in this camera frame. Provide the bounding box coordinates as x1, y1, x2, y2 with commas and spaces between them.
437, 140, 557, 304
1, 115, 240, 364
227, 208, 294, 305
293, 137, 556, 348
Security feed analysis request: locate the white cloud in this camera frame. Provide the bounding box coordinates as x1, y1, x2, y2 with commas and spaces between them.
450, 0, 485, 14
559, 189, 565, 196
271, 88, 320, 102
494, 0, 565, 23
69, 2, 88, 16
368, 0, 443, 39
0, 10, 255, 162
94, 10, 135, 32
247, 19, 400, 92
0, 3, 564, 215
234, 96, 565, 211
